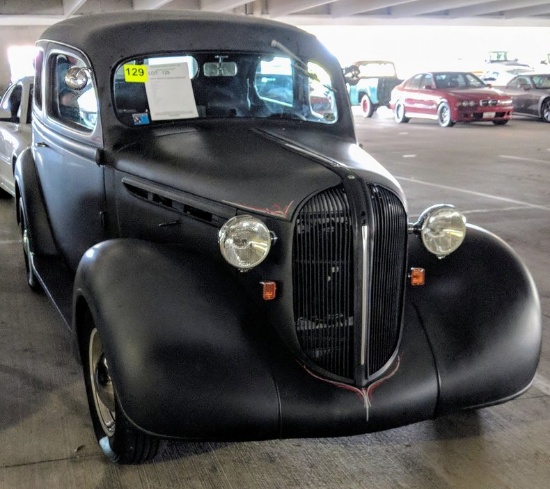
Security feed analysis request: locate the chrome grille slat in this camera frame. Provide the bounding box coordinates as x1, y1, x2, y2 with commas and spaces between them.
292, 184, 407, 382
293, 187, 354, 378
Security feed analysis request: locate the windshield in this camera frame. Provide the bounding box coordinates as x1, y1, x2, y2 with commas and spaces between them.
113, 52, 338, 126
434, 72, 486, 89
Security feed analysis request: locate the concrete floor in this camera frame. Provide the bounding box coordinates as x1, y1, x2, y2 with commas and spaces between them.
0, 110, 548, 488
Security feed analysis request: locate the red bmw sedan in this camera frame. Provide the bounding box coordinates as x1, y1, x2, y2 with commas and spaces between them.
389, 71, 513, 127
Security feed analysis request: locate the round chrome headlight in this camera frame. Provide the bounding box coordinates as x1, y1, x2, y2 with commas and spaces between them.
416, 205, 467, 259
219, 215, 273, 270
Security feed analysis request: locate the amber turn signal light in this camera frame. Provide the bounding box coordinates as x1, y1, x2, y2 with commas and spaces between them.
261, 281, 277, 300
409, 268, 425, 286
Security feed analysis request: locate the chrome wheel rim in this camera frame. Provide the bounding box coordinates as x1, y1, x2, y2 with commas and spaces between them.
542, 101, 550, 122
396, 104, 403, 121
440, 105, 450, 125
89, 328, 116, 436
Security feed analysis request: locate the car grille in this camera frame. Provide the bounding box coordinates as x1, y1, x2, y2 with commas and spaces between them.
292, 184, 407, 382
479, 99, 498, 107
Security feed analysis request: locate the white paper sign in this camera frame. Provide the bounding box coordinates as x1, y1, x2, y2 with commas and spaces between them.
144, 63, 198, 120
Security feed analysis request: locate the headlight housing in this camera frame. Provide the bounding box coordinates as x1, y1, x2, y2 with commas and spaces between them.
412, 205, 467, 259
457, 100, 476, 107
219, 215, 273, 270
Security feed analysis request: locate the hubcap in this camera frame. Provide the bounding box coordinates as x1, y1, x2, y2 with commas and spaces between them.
89, 328, 116, 435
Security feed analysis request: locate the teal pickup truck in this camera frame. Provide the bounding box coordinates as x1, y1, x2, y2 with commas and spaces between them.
344, 60, 402, 117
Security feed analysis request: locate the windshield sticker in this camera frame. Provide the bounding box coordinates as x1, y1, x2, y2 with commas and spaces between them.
144, 63, 198, 121
124, 64, 148, 83
132, 113, 150, 125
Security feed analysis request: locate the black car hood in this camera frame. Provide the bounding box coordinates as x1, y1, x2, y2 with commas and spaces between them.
113, 124, 405, 221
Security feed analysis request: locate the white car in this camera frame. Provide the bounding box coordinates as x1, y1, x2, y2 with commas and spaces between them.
482, 63, 534, 87
0, 76, 33, 197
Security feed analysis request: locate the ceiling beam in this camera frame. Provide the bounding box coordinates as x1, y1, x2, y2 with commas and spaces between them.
132, 0, 172, 8
159, 0, 200, 9
199, 0, 250, 11
449, 0, 550, 18
390, 0, 501, 17
330, 0, 417, 17
269, 0, 335, 17
504, 3, 550, 18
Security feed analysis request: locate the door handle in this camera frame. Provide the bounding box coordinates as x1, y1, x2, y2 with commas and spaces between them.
36, 142, 49, 148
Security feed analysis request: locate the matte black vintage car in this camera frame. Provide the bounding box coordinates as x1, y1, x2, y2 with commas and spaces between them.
15, 11, 541, 464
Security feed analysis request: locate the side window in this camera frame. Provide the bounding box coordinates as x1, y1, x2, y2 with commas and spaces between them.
307, 62, 337, 121
406, 74, 423, 89
421, 74, 434, 89
34, 49, 43, 110
50, 53, 98, 131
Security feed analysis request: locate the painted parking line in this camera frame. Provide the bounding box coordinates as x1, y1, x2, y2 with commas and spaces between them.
499, 155, 550, 165
0, 240, 21, 245
396, 176, 550, 212
462, 206, 535, 215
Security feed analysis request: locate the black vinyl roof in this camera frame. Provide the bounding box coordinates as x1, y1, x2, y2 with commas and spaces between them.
40, 10, 325, 66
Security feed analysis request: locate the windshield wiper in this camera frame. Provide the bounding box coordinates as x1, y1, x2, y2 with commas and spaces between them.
270, 39, 337, 94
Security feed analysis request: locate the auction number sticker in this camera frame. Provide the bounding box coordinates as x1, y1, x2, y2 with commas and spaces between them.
124, 64, 148, 83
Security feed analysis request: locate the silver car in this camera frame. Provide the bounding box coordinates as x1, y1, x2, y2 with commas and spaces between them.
0, 76, 33, 197
504, 73, 550, 122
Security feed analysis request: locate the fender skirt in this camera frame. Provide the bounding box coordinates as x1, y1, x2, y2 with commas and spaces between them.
407, 224, 541, 415
75, 239, 438, 440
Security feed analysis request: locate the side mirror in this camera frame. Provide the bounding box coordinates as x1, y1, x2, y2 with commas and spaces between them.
423, 84, 435, 90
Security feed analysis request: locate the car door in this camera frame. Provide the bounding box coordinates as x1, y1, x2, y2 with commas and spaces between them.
402, 74, 424, 115
0, 83, 23, 192
506, 76, 533, 115
418, 73, 438, 117
32, 49, 106, 271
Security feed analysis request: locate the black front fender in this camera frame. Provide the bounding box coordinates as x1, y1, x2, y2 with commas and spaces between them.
407, 224, 541, 414
74, 239, 284, 440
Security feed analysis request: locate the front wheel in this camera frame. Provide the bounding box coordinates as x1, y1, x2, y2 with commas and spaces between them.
437, 102, 455, 127
541, 98, 550, 122
394, 102, 409, 123
81, 310, 163, 464
493, 119, 509, 126
361, 94, 374, 118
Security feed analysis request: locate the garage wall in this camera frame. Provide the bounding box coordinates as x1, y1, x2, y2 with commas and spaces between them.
0, 26, 45, 93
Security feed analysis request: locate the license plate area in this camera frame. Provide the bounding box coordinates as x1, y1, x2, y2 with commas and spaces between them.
483, 112, 496, 119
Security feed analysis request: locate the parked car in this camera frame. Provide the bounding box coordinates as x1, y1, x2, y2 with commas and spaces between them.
15, 11, 540, 464
503, 73, 550, 122
390, 71, 514, 127
481, 65, 534, 87
344, 60, 402, 117
0, 76, 33, 197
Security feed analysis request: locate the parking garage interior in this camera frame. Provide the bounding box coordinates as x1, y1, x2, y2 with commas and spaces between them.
0, 1, 549, 488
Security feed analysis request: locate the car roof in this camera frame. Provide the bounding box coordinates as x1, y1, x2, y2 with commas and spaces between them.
39, 10, 322, 65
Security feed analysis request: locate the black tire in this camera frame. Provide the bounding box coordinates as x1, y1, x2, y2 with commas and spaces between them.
541, 98, 550, 123
18, 198, 41, 292
360, 94, 374, 118
80, 310, 163, 464
493, 119, 509, 126
394, 102, 409, 123
437, 102, 454, 127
